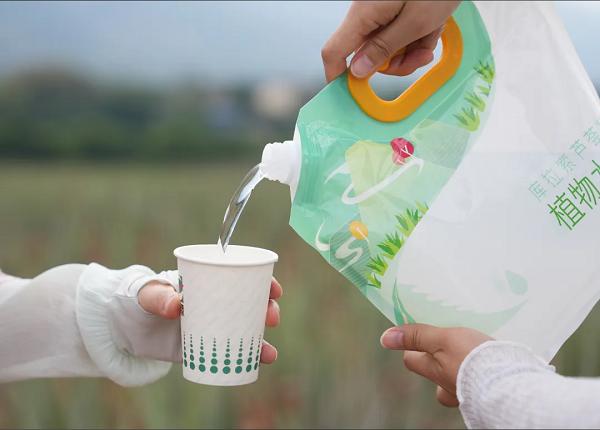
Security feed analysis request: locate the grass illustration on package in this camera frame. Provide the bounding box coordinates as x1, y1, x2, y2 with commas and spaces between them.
287, 1, 526, 332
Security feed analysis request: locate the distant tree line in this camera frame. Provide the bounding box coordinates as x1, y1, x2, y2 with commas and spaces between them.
5, 69, 596, 163
0, 69, 296, 161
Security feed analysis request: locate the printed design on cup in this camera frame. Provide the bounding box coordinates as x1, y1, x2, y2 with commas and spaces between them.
189, 335, 196, 370
178, 274, 185, 316
198, 336, 205, 372
183, 333, 187, 368
183, 332, 262, 375
223, 338, 231, 374
236, 338, 244, 374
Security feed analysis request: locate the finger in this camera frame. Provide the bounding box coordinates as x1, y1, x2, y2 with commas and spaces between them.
265, 299, 280, 327
383, 47, 434, 76
351, 1, 455, 78
402, 350, 440, 382
380, 324, 445, 354
322, 1, 405, 82
436, 386, 459, 408
138, 282, 181, 319
270, 277, 283, 300
260, 340, 278, 364
382, 27, 441, 76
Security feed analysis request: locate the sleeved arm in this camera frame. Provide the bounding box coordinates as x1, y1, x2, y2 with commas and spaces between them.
457, 341, 600, 429
0, 263, 181, 387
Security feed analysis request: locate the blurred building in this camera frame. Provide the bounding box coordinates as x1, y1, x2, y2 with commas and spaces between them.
252, 79, 303, 121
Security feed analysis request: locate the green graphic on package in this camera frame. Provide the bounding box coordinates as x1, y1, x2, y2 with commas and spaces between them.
259, 2, 504, 328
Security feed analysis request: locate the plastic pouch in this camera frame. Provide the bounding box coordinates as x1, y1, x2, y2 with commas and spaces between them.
262, 1, 600, 360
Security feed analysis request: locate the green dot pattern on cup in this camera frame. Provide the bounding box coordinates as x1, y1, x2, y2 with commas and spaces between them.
235, 338, 244, 374
210, 337, 219, 374
189, 334, 195, 370
254, 335, 262, 371
183, 333, 261, 376
199, 336, 206, 372
223, 338, 231, 374
245, 337, 254, 372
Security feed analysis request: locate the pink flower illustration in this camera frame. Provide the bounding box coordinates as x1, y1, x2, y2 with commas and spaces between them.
390, 137, 414, 165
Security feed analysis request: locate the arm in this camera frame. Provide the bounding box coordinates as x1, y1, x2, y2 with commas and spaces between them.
380, 324, 600, 429
0, 264, 178, 385
0, 265, 101, 381
458, 341, 600, 429
0, 263, 281, 386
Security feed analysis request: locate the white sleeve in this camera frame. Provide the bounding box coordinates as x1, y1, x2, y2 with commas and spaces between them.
0, 263, 181, 387
0, 265, 101, 382
457, 341, 600, 429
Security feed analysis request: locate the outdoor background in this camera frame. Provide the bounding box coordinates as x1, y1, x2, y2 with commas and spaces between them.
1, 1, 599, 428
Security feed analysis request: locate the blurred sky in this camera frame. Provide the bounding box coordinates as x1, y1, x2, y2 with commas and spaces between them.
0, 1, 598, 87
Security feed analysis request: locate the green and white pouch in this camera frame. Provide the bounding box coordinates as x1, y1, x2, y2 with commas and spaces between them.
262, 1, 600, 361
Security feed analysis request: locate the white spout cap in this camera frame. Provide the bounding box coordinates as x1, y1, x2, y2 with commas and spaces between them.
261, 128, 301, 198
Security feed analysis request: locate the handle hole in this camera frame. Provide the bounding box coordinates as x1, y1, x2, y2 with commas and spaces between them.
366, 44, 443, 101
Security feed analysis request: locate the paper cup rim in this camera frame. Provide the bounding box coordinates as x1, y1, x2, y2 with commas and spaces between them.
174, 244, 278, 267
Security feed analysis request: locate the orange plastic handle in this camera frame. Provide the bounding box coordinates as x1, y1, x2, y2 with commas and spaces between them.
347, 17, 463, 123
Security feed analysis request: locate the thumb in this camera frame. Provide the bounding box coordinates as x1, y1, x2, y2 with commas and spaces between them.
322, 1, 406, 82
380, 324, 445, 354
138, 281, 181, 319
350, 5, 447, 78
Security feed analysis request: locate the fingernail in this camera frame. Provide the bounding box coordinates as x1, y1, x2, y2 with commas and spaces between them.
351, 54, 374, 78
380, 328, 404, 349
272, 278, 283, 297
271, 299, 280, 311
262, 340, 278, 362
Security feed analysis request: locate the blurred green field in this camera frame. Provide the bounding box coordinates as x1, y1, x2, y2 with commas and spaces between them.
1, 163, 600, 429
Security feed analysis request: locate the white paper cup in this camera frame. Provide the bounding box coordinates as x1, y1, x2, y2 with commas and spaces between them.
174, 244, 278, 386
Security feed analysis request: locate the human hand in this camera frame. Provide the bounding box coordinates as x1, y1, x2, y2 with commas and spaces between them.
139, 277, 282, 364
322, 1, 459, 82
381, 324, 492, 407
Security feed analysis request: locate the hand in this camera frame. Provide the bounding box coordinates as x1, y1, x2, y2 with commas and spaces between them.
138, 277, 283, 365
381, 324, 492, 407
322, 1, 459, 82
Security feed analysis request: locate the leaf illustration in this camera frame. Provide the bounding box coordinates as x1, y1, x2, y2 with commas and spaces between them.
465, 91, 486, 112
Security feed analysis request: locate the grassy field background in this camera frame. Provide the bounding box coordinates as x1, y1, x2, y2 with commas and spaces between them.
1, 162, 600, 429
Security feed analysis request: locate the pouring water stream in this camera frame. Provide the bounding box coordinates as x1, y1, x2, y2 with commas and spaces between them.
218, 164, 265, 252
